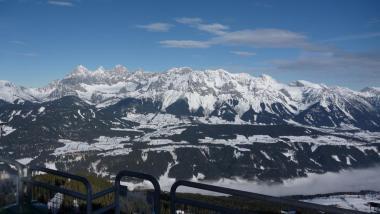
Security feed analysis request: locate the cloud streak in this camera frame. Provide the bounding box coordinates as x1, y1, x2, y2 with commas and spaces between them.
213, 29, 307, 48
272, 50, 380, 75
175, 17, 229, 35
160, 26, 309, 49
137, 22, 173, 32
368, 18, 380, 26
48, 0, 74, 7
322, 32, 380, 42
230, 51, 256, 56
9, 40, 26, 45
159, 40, 210, 48
162, 17, 310, 49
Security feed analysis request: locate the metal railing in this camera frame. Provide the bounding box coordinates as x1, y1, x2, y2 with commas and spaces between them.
26, 166, 116, 214
0, 159, 370, 214
170, 180, 365, 214
0, 157, 26, 211
114, 170, 161, 214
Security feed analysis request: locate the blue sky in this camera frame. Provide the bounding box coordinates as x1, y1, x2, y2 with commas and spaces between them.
0, 0, 379, 89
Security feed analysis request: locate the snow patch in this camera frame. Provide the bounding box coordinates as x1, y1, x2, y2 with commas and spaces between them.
16, 157, 34, 165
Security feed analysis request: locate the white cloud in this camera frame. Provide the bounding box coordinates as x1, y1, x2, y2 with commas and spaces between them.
9, 40, 25, 45
160, 28, 308, 49
48, 0, 74, 7
175, 17, 203, 25
214, 29, 307, 48
137, 22, 173, 32
159, 40, 210, 48
322, 32, 380, 42
230, 51, 256, 56
368, 18, 380, 26
167, 17, 309, 48
197, 23, 229, 35
21, 52, 38, 57
176, 17, 229, 35
273, 50, 380, 74
254, 2, 273, 8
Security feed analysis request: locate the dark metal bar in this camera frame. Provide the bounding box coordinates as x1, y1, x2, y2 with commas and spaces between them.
114, 170, 161, 214
92, 186, 116, 200
25, 180, 87, 199
170, 180, 365, 214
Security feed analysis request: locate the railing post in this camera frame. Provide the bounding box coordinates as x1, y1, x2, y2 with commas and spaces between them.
114, 170, 161, 214
114, 176, 120, 214
169, 181, 179, 214
16, 166, 24, 212
26, 166, 32, 205
87, 187, 92, 214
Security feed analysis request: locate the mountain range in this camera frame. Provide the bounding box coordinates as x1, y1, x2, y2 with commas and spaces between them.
0, 65, 379, 183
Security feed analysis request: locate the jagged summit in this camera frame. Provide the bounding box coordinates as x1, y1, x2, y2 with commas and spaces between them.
69, 65, 89, 76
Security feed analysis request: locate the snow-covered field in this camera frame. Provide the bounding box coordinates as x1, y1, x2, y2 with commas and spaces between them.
54, 136, 131, 156
303, 193, 380, 213
1, 125, 16, 136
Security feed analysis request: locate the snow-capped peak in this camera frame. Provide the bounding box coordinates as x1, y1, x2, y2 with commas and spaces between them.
0, 80, 14, 87
0, 80, 37, 103
94, 66, 106, 73
69, 65, 89, 76
113, 65, 128, 73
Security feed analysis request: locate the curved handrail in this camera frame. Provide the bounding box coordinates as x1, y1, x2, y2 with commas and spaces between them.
28, 166, 93, 214
170, 180, 364, 214
114, 170, 161, 214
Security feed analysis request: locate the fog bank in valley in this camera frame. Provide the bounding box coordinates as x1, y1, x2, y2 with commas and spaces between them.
174, 166, 380, 196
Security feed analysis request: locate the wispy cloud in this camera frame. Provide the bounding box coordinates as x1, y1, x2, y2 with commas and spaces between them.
159, 40, 210, 48
48, 0, 74, 7
9, 40, 26, 45
230, 51, 256, 57
272, 50, 380, 75
137, 22, 173, 32
160, 23, 309, 49
213, 29, 307, 48
20, 52, 38, 57
0, 50, 39, 57
254, 2, 272, 8
164, 17, 310, 49
197, 23, 229, 35
175, 17, 202, 25
175, 17, 229, 35
368, 18, 380, 26
322, 32, 380, 42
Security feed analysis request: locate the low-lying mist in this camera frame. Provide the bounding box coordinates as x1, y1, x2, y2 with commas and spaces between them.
173, 165, 380, 196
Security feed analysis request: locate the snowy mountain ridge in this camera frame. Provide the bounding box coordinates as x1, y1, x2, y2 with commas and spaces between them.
1, 65, 379, 130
